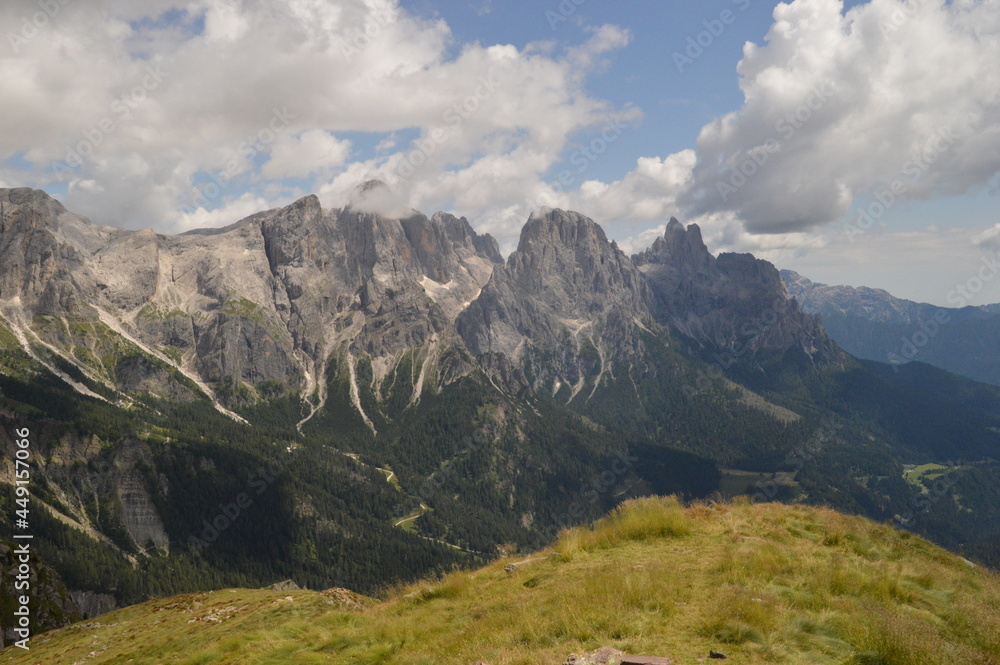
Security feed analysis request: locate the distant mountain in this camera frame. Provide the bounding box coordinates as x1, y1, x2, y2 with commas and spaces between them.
4, 188, 1000, 630
782, 269, 1000, 386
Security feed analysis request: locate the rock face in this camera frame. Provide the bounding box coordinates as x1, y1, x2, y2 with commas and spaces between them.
0, 189, 839, 413
115, 440, 171, 554
67, 591, 117, 620
458, 209, 653, 395
636, 219, 840, 369
0, 189, 502, 415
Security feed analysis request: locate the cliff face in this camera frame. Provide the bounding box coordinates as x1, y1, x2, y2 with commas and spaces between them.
8, 190, 1000, 635
636, 218, 841, 369
0, 189, 502, 416
457, 209, 654, 395
0, 191, 842, 412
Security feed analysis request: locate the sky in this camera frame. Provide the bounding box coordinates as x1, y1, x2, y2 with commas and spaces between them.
1, 0, 999, 306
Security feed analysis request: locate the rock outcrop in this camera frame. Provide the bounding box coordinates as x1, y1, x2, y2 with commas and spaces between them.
458, 209, 654, 396
0, 189, 503, 415
636, 218, 840, 369
0, 189, 840, 413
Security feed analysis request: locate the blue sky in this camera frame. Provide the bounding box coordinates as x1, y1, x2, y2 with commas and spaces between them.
1, 0, 999, 305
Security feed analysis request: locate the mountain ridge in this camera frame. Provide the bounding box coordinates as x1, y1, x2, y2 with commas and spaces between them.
783, 268, 1000, 386
0, 188, 834, 415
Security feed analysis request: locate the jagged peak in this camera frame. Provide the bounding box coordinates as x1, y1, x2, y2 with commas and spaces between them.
636, 217, 712, 271
267, 194, 323, 222
293, 193, 322, 209
345, 179, 415, 219
287, 194, 324, 221
432, 212, 504, 264
517, 208, 611, 253
1, 187, 64, 208
0, 187, 69, 223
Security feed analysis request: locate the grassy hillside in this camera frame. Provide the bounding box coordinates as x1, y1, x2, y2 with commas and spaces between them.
4, 498, 999, 665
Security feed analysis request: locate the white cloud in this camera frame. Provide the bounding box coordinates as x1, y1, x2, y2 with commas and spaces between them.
974, 223, 1000, 251
568, 151, 696, 222
675, 0, 1000, 234
0, 0, 633, 243
615, 225, 668, 256
177, 192, 276, 232
5, 0, 997, 276
261, 130, 351, 180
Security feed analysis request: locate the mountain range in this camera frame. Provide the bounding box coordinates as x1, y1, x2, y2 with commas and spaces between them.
3, 186, 1000, 643
783, 269, 1000, 386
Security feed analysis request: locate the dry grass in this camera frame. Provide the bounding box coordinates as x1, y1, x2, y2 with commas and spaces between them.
5, 497, 1000, 665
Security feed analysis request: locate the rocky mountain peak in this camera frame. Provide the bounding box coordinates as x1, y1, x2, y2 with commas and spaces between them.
520, 208, 610, 250
1, 187, 67, 218
635, 217, 713, 276
503, 209, 647, 313
635, 218, 840, 369
0, 188, 843, 415
432, 212, 503, 264
457, 209, 652, 395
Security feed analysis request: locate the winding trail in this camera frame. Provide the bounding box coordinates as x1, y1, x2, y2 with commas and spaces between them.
393, 504, 429, 528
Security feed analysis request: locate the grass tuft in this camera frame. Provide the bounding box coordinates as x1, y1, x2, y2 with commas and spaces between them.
558, 496, 691, 554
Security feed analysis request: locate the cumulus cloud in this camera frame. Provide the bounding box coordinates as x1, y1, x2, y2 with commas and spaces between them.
0, 0, 633, 241
569, 151, 696, 222
177, 191, 276, 233
675, 0, 1000, 234
261, 131, 351, 180
4, 0, 998, 263
974, 223, 1000, 251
